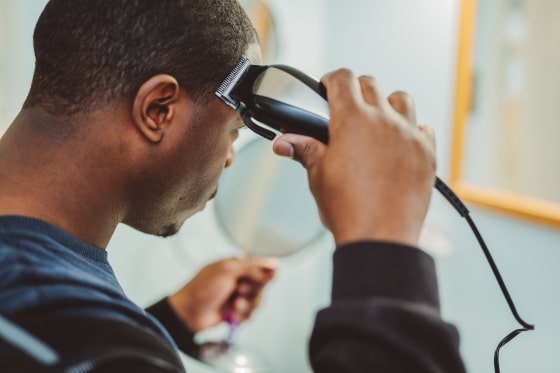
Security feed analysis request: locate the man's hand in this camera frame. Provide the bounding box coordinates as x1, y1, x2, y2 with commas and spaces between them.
273, 69, 436, 247
167, 257, 276, 333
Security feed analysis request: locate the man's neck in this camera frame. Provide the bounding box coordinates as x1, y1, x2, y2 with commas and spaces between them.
0, 109, 126, 249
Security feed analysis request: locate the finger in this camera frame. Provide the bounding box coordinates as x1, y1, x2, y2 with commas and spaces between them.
418, 124, 436, 150
358, 75, 385, 107
273, 133, 325, 170
228, 257, 277, 285
387, 91, 416, 126
235, 281, 262, 298
273, 137, 296, 158
321, 69, 363, 128
246, 256, 278, 270
232, 296, 257, 322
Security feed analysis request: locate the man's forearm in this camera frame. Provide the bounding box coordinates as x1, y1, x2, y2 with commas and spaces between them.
310, 241, 466, 372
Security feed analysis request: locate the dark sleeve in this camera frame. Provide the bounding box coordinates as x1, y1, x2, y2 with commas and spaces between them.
146, 298, 200, 359
309, 241, 467, 373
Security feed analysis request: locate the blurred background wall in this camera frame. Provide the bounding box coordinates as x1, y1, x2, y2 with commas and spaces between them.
1, 1, 559, 372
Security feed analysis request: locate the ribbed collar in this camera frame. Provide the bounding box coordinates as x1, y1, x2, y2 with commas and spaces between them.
0, 215, 108, 263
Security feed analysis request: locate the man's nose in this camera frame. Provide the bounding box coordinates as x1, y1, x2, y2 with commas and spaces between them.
224, 145, 235, 168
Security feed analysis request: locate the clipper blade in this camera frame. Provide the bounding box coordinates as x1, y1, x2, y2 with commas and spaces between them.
215, 56, 251, 110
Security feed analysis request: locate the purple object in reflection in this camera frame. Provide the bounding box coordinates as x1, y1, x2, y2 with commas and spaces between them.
223, 309, 239, 344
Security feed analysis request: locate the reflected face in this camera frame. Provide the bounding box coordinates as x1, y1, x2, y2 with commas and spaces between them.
127, 43, 262, 237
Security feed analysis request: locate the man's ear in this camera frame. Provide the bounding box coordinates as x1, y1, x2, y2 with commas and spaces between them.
132, 74, 181, 143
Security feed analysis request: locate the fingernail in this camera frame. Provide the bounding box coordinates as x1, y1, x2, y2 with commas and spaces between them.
274, 140, 294, 158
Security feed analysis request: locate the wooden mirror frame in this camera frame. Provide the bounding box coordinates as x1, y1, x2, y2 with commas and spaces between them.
247, 0, 275, 59
449, 0, 560, 228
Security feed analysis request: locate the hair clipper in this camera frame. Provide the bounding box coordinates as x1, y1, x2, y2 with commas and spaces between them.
215, 56, 330, 143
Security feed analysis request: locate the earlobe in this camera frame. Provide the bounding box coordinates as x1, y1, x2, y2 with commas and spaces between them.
132, 74, 180, 143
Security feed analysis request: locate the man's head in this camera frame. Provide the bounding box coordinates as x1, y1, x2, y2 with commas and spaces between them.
15, 0, 262, 240
25, 0, 257, 116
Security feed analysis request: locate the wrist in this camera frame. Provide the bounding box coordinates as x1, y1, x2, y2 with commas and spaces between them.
331, 216, 421, 248
167, 292, 200, 333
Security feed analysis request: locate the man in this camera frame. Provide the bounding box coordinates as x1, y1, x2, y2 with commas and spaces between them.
0, 0, 274, 371
0, 0, 466, 372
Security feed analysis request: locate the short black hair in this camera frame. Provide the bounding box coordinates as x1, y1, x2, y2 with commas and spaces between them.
24, 0, 257, 116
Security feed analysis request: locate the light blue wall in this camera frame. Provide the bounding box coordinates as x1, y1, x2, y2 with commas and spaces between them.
0, 0, 48, 131
320, 1, 560, 372
1, 1, 559, 372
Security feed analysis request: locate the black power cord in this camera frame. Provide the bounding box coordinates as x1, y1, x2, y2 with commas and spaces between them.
435, 177, 534, 373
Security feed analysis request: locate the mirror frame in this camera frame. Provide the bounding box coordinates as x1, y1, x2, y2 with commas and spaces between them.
250, 0, 274, 57
449, 0, 560, 228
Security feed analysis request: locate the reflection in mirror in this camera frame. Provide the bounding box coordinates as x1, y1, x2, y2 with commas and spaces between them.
239, 0, 277, 61
451, 0, 560, 227
214, 136, 325, 258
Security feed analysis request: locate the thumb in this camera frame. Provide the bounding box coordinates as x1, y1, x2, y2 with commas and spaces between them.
273, 133, 326, 170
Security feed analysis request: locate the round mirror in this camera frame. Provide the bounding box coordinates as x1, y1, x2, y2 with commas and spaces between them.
214, 136, 326, 258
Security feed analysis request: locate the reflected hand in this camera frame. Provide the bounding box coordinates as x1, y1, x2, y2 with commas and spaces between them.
167, 257, 277, 333
273, 69, 436, 247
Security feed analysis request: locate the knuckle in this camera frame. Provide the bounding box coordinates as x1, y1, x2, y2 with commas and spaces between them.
412, 134, 437, 167
334, 67, 354, 78
293, 141, 315, 168
388, 90, 414, 109
358, 74, 375, 83
391, 90, 412, 100
220, 257, 238, 272
324, 68, 355, 84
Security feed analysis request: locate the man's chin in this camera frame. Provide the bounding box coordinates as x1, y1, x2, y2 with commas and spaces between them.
155, 214, 191, 237
154, 191, 218, 238
156, 224, 181, 238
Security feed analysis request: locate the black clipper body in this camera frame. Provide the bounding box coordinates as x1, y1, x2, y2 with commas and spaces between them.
215, 56, 330, 143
